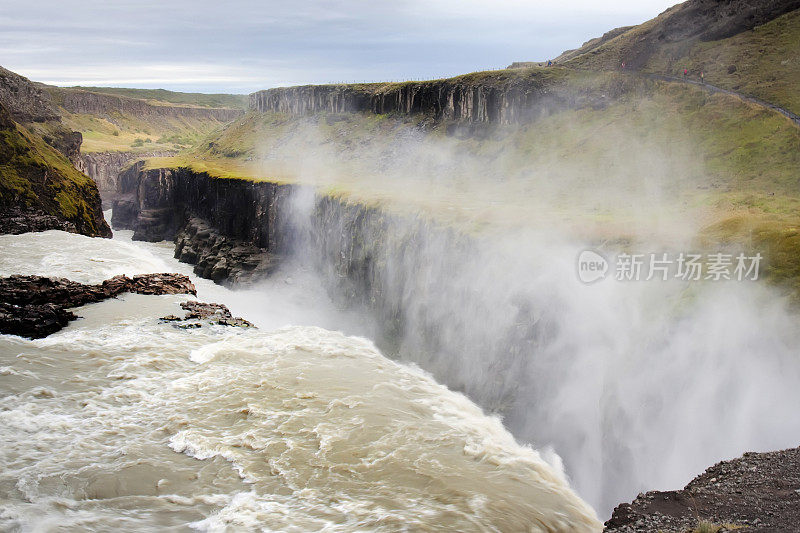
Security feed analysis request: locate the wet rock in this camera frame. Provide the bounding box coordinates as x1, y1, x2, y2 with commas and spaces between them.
0, 302, 75, 339
0, 207, 79, 235
111, 165, 289, 285
125, 274, 196, 295
159, 301, 254, 329
0, 273, 196, 339
174, 217, 273, 284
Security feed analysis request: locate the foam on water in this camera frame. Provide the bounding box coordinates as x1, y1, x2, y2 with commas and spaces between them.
0, 231, 601, 531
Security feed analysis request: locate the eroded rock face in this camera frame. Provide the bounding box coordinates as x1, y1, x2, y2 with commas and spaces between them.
249, 80, 556, 125
605, 447, 800, 532
111, 165, 291, 284
0, 66, 59, 123
174, 217, 272, 283
0, 273, 196, 338
77, 151, 174, 205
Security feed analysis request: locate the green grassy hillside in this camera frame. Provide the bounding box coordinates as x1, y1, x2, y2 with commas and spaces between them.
59, 108, 229, 153
0, 103, 110, 236
42, 85, 243, 153
645, 9, 800, 115
563, 4, 800, 114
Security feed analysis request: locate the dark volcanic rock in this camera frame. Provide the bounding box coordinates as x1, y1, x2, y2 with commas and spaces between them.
112, 164, 289, 285
0, 207, 79, 235
159, 301, 254, 329
174, 217, 273, 284
0, 302, 76, 339
605, 447, 800, 532
0, 273, 196, 338
76, 151, 175, 205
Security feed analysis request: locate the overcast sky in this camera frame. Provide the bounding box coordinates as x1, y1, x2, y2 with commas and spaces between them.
0, 0, 679, 94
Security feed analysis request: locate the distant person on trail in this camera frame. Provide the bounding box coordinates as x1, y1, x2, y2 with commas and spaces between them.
548, 60, 552, 66
701, 71, 705, 83
621, 62, 626, 69
683, 68, 688, 77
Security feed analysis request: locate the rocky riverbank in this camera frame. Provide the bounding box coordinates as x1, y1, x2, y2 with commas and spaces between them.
0, 273, 196, 338
605, 447, 800, 532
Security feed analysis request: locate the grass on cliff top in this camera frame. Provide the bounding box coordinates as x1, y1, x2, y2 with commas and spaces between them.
0, 115, 105, 235
61, 109, 230, 153
60, 87, 248, 110
257, 65, 583, 95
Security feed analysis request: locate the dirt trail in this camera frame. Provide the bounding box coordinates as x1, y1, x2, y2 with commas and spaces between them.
641, 71, 800, 128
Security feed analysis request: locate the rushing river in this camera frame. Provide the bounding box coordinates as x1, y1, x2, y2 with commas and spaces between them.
0, 230, 601, 532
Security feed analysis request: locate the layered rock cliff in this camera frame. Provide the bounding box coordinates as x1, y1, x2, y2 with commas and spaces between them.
53, 88, 242, 122
112, 164, 290, 282
249, 69, 615, 125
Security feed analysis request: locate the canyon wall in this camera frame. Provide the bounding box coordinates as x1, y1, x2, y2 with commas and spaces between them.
0, 67, 110, 238
56, 89, 242, 122
77, 151, 174, 205
112, 165, 291, 281
249, 73, 620, 124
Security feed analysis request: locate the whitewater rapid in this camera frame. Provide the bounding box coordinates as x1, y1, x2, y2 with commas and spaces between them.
0, 230, 601, 532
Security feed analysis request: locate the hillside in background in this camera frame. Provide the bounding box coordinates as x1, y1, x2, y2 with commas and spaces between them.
64, 87, 247, 110
45, 86, 242, 153
559, 0, 800, 114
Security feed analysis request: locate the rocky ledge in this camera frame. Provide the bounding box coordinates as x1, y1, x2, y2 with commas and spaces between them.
605, 447, 800, 532
0, 207, 80, 235
174, 216, 272, 283
0, 273, 196, 338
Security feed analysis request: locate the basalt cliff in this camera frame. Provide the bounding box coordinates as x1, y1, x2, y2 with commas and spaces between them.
250, 69, 622, 125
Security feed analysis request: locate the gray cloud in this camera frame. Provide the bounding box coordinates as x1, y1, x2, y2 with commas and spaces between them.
0, 0, 679, 93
